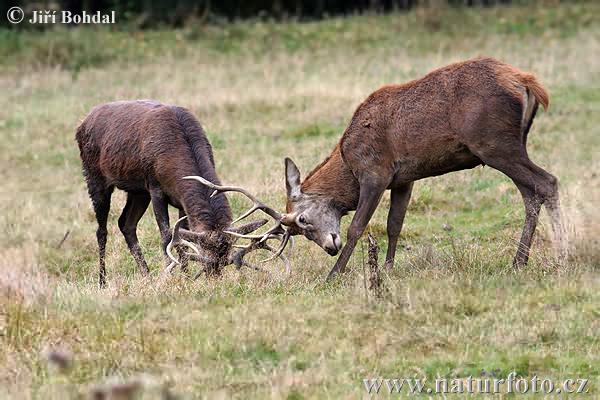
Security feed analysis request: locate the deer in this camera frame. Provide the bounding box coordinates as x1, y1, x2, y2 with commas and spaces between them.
199, 57, 566, 281
76, 100, 287, 287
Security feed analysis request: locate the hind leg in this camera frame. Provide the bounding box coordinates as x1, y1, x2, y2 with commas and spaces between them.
118, 192, 151, 276
542, 182, 567, 262
88, 182, 114, 288
512, 183, 543, 267
474, 146, 559, 268
510, 160, 564, 264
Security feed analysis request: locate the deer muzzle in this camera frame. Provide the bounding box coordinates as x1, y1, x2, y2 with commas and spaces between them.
323, 233, 342, 256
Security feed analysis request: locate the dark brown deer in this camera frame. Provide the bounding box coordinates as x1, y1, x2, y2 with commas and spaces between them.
202, 57, 565, 281
76, 100, 284, 287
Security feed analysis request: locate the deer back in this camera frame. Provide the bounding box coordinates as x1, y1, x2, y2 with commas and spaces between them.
338, 57, 544, 185
76, 100, 232, 231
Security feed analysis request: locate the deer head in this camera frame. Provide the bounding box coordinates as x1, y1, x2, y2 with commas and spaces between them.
282, 158, 344, 256
165, 176, 293, 277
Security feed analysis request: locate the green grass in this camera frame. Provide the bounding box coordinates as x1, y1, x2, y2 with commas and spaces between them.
1, 2, 600, 399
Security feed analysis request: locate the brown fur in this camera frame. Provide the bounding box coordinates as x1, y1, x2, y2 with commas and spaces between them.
298, 144, 360, 212
288, 57, 563, 280
76, 100, 232, 286
305, 57, 550, 192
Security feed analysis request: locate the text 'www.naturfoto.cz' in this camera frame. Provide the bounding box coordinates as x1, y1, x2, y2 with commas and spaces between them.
363, 373, 589, 396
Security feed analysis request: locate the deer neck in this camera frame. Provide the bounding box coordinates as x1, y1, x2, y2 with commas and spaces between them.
301, 144, 360, 212
181, 183, 233, 232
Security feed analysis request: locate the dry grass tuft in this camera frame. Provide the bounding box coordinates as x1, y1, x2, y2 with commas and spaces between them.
0, 248, 53, 306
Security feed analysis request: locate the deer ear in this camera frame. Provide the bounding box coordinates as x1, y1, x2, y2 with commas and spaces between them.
285, 157, 301, 199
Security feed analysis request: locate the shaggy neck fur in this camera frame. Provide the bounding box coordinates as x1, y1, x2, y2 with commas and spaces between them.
301, 144, 360, 212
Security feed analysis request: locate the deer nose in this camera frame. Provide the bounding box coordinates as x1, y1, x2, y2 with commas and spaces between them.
324, 233, 341, 256
331, 233, 342, 250
324, 246, 338, 256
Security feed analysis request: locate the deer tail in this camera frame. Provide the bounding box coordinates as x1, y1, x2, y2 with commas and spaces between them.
519, 73, 549, 111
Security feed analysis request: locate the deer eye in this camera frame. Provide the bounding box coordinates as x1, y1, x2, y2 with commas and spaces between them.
298, 215, 307, 224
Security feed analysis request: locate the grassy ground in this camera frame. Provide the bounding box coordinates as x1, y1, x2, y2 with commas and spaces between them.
1, 2, 599, 398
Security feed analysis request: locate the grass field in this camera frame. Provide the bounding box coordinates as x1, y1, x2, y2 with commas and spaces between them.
1, 2, 600, 398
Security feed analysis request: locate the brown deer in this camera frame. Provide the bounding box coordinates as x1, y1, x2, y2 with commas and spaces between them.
201, 57, 565, 281
76, 100, 285, 287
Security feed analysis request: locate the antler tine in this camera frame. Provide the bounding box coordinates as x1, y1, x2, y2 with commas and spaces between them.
228, 233, 283, 255
260, 230, 291, 263
227, 231, 292, 274
166, 216, 201, 272
165, 261, 178, 275
171, 215, 187, 241
182, 176, 283, 221
223, 230, 266, 240
221, 224, 284, 243
232, 205, 261, 224
260, 241, 291, 274
166, 216, 187, 267
182, 240, 201, 255
166, 242, 180, 267
182, 176, 294, 275
223, 230, 283, 241
258, 222, 285, 243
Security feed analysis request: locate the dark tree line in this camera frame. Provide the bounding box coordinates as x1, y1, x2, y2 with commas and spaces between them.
7, 0, 515, 27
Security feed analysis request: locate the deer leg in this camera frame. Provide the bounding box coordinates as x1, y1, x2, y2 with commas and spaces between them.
385, 182, 414, 268
326, 181, 387, 281
475, 147, 559, 268
176, 208, 190, 273
89, 184, 114, 288
149, 188, 172, 263
544, 193, 567, 262
525, 164, 566, 261
513, 183, 543, 268
118, 192, 151, 276
508, 162, 561, 268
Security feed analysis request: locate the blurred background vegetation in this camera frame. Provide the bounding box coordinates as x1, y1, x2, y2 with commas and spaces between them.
2, 0, 579, 28
1, 0, 595, 74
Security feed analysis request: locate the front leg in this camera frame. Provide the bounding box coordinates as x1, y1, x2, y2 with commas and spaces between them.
385, 182, 414, 268
176, 208, 190, 273
326, 182, 387, 281
149, 187, 172, 262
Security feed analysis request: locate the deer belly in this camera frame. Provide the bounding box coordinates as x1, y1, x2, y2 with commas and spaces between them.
99, 154, 147, 192
393, 141, 481, 183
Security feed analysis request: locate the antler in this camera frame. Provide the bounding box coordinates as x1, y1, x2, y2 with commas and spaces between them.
183, 176, 289, 243
164, 177, 294, 277
188, 176, 293, 270
165, 219, 218, 276
183, 176, 282, 221
165, 216, 202, 273
228, 235, 291, 275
